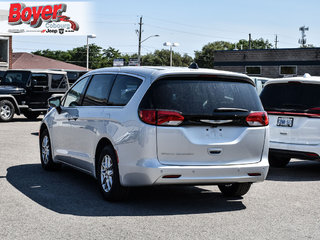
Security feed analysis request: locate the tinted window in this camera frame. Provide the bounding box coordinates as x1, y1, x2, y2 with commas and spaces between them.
51, 74, 67, 89
32, 73, 48, 86
63, 76, 90, 107
83, 74, 115, 106
67, 72, 79, 84
2, 71, 30, 87
108, 75, 142, 106
260, 83, 320, 111
140, 78, 262, 115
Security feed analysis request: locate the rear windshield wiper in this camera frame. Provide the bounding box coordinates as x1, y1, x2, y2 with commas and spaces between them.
214, 107, 249, 112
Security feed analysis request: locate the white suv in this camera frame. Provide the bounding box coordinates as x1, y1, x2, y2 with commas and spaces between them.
40, 66, 269, 201
260, 74, 320, 167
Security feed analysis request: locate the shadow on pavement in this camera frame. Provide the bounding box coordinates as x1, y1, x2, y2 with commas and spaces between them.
267, 160, 320, 182
6, 164, 246, 217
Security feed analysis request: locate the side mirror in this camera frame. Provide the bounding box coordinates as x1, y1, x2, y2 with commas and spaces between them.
48, 96, 61, 113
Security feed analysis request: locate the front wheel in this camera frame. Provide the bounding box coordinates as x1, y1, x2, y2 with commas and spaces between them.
97, 146, 128, 201
40, 129, 60, 170
218, 183, 252, 197
0, 100, 15, 122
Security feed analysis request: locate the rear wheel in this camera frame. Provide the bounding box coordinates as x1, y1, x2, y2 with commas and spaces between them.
0, 100, 15, 122
218, 183, 252, 197
24, 112, 41, 120
269, 154, 290, 168
97, 146, 128, 201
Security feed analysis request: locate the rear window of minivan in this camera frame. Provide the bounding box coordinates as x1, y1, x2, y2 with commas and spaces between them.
260, 82, 320, 111
140, 77, 262, 116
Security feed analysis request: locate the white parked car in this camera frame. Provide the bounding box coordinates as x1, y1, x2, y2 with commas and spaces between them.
260, 74, 320, 167
40, 66, 269, 201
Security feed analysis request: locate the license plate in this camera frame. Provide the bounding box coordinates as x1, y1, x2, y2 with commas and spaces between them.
277, 117, 294, 127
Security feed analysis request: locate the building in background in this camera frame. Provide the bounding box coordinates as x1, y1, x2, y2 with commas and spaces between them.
213, 48, 320, 78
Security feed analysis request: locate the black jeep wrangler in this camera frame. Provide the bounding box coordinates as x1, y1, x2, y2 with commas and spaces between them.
0, 69, 69, 121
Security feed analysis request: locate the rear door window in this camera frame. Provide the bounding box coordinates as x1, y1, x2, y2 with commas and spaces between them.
82, 74, 115, 106
140, 77, 262, 116
108, 75, 142, 106
260, 82, 320, 111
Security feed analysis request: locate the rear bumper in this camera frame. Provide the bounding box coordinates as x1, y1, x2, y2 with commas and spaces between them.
269, 148, 320, 160
270, 141, 320, 160
120, 159, 269, 186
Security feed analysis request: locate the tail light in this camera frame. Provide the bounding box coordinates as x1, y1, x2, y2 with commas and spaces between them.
139, 110, 184, 126
246, 111, 269, 127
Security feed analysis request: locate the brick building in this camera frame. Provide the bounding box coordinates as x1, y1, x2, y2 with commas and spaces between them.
213, 48, 320, 78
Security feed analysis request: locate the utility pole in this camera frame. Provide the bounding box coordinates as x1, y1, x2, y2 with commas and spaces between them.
137, 16, 143, 65
274, 34, 279, 49
298, 26, 309, 47
249, 33, 252, 49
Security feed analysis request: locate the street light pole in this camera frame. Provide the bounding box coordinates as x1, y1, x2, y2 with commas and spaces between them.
86, 34, 96, 70
163, 42, 180, 66
136, 16, 159, 65
137, 16, 143, 65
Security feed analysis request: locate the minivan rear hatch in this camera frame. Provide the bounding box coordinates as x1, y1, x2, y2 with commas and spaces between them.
260, 82, 320, 145
139, 75, 267, 166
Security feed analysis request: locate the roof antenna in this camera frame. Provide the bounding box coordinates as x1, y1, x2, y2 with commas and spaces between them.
189, 62, 199, 69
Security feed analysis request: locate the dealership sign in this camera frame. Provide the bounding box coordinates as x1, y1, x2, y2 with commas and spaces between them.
0, 2, 90, 35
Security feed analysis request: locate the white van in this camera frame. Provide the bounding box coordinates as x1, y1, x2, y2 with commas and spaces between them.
260, 74, 320, 167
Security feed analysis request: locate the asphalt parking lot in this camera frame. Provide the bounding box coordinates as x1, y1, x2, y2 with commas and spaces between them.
1, 117, 320, 240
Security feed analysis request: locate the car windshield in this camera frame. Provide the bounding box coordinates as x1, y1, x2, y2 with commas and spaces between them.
140, 77, 263, 116
1, 71, 30, 87
260, 82, 320, 111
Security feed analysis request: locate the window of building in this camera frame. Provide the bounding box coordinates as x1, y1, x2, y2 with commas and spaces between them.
280, 66, 297, 75
245, 66, 261, 75
82, 74, 115, 106
0, 39, 8, 63
108, 75, 143, 106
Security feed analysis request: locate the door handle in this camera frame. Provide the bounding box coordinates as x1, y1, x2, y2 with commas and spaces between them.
208, 148, 222, 155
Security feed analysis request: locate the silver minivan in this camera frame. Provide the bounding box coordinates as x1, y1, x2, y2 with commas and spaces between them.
40, 66, 269, 201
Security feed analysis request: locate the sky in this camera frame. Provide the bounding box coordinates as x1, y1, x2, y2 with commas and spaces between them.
5, 0, 320, 57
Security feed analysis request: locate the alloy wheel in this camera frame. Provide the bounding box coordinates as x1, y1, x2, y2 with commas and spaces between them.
41, 135, 50, 165
100, 154, 114, 192
0, 104, 12, 120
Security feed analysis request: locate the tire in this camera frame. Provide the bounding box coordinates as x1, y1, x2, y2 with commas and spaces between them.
0, 100, 15, 122
24, 112, 41, 120
40, 129, 60, 170
97, 146, 128, 201
268, 154, 290, 168
218, 183, 252, 197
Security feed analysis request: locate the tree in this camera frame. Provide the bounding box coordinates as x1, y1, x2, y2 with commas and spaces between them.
236, 38, 273, 50
194, 41, 234, 68
141, 49, 193, 67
